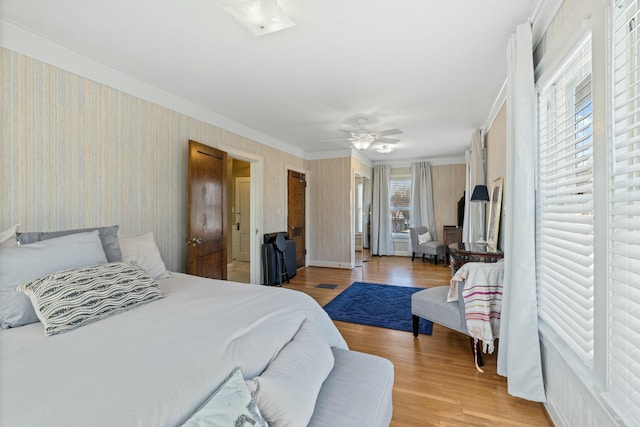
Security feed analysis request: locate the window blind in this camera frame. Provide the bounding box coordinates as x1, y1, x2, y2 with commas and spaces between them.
389, 177, 411, 233
537, 37, 594, 367
605, 1, 640, 424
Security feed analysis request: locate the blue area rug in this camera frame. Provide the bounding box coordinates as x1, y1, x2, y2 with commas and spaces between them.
323, 282, 433, 335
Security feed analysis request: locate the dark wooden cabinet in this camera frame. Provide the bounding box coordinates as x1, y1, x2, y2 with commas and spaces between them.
442, 226, 463, 265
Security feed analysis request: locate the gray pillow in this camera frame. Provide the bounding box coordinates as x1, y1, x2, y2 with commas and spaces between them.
18, 225, 122, 262
0, 230, 108, 328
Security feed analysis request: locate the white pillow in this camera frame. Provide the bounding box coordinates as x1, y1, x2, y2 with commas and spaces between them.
118, 232, 170, 280
418, 231, 432, 245
0, 230, 108, 329
18, 261, 165, 336
0, 224, 19, 248
246, 320, 334, 427
182, 368, 267, 427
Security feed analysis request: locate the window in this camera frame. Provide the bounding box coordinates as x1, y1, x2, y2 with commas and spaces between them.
536, 36, 594, 367
605, 1, 640, 423
389, 177, 411, 233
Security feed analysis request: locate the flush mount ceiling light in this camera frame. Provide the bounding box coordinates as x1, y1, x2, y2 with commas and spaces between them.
376, 144, 395, 154
224, 0, 295, 36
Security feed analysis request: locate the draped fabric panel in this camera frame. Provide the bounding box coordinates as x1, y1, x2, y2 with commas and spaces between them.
463, 150, 472, 242
466, 130, 486, 243
362, 177, 372, 249
497, 22, 545, 402
371, 164, 394, 256
410, 162, 437, 240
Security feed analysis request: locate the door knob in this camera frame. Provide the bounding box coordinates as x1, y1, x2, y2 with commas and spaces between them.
185, 237, 202, 247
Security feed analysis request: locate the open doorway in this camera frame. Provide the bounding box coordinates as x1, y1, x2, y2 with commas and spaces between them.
228, 158, 251, 283
354, 174, 371, 266
287, 169, 307, 269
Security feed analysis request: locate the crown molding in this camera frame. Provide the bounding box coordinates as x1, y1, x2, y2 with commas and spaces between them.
0, 19, 306, 159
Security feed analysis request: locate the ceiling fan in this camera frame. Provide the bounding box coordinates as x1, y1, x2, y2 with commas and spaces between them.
339, 118, 402, 151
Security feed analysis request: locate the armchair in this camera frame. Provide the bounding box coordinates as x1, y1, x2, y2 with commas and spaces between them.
408, 226, 444, 265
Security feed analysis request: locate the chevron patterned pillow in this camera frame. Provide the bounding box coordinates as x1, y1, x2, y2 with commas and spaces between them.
18, 261, 165, 336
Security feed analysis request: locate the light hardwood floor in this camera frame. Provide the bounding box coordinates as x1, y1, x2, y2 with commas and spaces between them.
284, 253, 552, 427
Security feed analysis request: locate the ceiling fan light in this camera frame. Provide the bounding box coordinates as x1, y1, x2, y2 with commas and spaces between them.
350, 133, 376, 150
376, 144, 395, 153
352, 139, 373, 151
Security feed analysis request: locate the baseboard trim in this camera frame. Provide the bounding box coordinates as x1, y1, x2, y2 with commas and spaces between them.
308, 260, 354, 270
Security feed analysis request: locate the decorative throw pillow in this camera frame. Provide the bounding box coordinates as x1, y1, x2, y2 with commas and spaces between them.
118, 232, 170, 279
246, 320, 334, 427
418, 231, 432, 245
0, 230, 108, 329
18, 261, 165, 336
0, 224, 19, 248
181, 368, 268, 427
17, 225, 123, 262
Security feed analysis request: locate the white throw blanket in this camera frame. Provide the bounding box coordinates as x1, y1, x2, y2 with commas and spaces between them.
449, 261, 504, 357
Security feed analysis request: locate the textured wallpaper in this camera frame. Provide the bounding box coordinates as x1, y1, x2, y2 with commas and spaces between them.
0, 47, 305, 272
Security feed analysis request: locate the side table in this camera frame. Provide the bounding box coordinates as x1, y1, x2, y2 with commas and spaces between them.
442, 226, 463, 265
448, 242, 503, 274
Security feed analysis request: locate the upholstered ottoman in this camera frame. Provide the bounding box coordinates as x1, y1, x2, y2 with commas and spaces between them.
308, 348, 394, 427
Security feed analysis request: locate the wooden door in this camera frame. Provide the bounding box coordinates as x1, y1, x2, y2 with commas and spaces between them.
187, 140, 227, 279
287, 170, 306, 268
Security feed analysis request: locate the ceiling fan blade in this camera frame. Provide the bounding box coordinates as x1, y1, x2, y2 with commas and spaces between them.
378, 128, 403, 137
338, 129, 354, 134
376, 137, 400, 143
316, 137, 350, 143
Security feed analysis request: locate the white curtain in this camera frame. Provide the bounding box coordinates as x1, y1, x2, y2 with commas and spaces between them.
371, 164, 394, 256
363, 177, 372, 249
462, 150, 472, 241
464, 129, 486, 242
410, 162, 437, 239
497, 22, 545, 402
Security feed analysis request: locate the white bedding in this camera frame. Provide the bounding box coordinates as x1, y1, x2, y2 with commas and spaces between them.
0, 273, 347, 426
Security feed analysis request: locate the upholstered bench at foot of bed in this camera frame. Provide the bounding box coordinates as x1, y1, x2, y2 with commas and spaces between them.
308, 348, 394, 427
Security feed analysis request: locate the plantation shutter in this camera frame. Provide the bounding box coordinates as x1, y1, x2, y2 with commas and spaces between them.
605, 1, 640, 424
536, 37, 594, 367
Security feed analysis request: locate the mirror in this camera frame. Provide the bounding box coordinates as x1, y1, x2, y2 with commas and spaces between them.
486, 176, 503, 249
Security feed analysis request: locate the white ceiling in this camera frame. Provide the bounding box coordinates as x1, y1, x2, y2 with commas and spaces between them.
0, 0, 543, 162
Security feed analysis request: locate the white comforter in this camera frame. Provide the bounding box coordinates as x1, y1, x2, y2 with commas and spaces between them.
0, 273, 347, 426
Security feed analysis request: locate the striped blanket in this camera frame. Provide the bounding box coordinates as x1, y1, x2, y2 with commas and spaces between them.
450, 260, 504, 354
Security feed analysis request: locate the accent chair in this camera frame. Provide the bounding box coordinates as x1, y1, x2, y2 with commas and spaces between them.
408, 226, 444, 265
410, 279, 483, 366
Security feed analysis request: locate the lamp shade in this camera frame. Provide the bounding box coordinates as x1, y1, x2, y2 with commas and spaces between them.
470, 184, 490, 202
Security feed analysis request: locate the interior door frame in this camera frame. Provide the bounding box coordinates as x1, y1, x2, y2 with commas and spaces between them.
285, 163, 310, 267
218, 143, 263, 284
233, 176, 251, 262
351, 168, 372, 268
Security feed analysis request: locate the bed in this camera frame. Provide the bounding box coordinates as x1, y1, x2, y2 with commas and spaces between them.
0, 227, 394, 426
